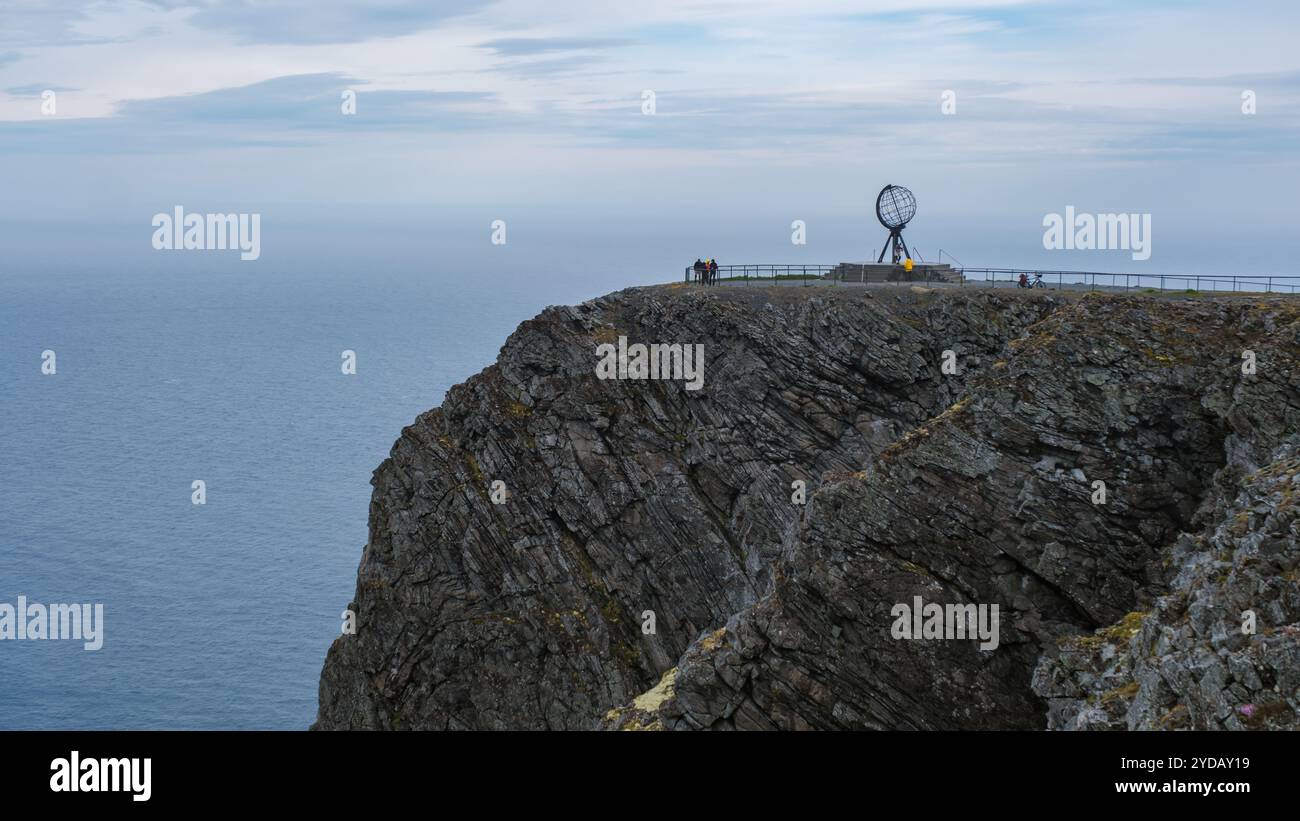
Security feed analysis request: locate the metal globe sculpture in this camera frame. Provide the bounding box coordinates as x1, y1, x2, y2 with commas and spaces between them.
875, 184, 916, 264
876, 184, 916, 230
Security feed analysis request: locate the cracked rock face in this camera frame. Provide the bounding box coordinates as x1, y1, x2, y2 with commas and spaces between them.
1033, 443, 1300, 730
314, 285, 1299, 731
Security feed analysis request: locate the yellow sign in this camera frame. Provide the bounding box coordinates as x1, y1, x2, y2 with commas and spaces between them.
904, 258, 914, 272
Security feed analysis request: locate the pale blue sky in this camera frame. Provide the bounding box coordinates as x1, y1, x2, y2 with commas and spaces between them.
2, 0, 1298, 273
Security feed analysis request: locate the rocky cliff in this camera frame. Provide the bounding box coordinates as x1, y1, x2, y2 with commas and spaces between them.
314, 284, 1299, 730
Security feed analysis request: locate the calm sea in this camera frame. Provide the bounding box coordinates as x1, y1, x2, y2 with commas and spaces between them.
0, 219, 659, 729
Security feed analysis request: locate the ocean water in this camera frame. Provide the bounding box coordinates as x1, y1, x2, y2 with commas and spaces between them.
0, 221, 655, 729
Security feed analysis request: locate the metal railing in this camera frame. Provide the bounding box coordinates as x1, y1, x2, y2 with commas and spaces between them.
683, 264, 1300, 294
956, 269, 1300, 294
684, 264, 836, 285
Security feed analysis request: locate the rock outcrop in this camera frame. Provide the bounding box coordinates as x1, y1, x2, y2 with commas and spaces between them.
314, 284, 1299, 730
1033, 442, 1300, 730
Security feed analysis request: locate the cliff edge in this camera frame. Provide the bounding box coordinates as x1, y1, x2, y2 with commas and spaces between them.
314, 284, 1299, 730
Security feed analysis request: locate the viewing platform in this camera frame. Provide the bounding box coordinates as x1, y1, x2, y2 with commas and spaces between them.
828, 262, 961, 283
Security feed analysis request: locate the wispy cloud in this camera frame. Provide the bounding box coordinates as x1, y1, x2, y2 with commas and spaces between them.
476, 36, 631, 56
145, 0, 493, 45
6, 84, 79, 97
0, 73, 512, 153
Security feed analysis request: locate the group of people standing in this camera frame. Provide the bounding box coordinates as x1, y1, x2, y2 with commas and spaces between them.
693, 258, 719, 285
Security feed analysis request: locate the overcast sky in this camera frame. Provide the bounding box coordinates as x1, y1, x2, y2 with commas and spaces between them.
2, 0, 1297, 271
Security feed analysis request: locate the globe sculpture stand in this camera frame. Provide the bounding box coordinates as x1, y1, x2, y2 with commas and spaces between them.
875, 184, 917, 264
